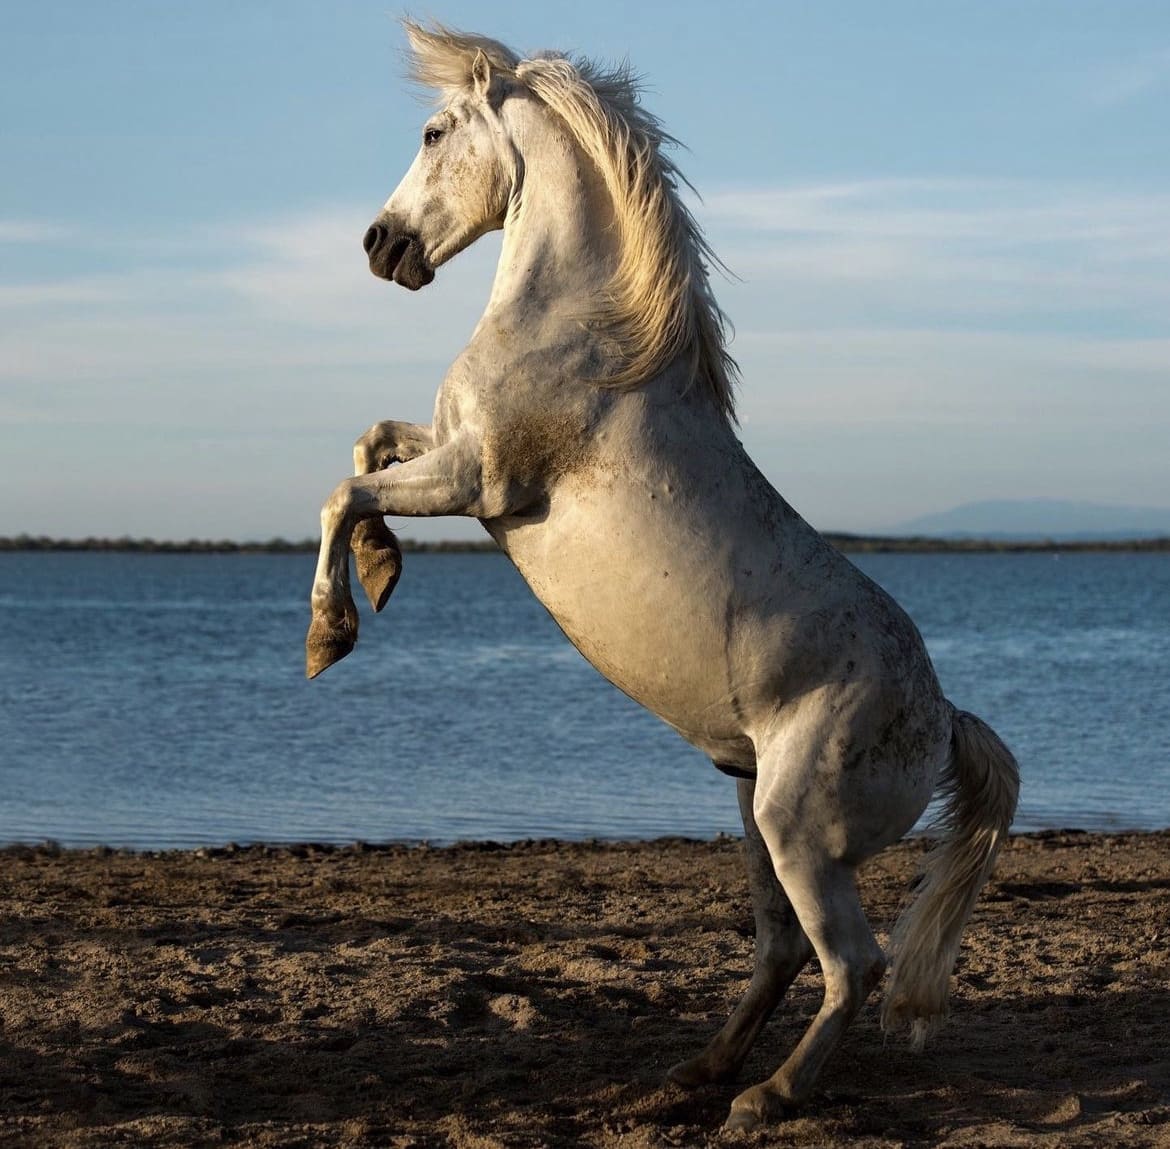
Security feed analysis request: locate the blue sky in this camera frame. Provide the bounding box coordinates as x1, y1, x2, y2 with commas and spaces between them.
2, 1, 1168, 540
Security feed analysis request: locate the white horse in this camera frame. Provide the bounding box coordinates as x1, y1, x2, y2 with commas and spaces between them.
307, 24, 1019, 1130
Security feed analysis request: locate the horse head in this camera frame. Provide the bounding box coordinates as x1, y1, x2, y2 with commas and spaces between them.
363, 32, 520, 291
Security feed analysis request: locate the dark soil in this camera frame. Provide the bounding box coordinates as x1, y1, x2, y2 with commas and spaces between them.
1, 831, 1168, 1146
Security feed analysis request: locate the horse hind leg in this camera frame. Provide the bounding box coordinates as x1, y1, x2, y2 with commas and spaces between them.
724, 772, 887, 1130
668, 777, 813, 1089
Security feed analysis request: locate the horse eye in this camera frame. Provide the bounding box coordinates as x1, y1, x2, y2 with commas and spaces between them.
423, 127, 444, 147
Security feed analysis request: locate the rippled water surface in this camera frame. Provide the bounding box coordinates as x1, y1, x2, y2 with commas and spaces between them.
1, 550, 1167, 847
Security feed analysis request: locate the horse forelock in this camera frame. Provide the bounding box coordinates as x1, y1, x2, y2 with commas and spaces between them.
403, 21, 520, 96
401, 21, 739, 424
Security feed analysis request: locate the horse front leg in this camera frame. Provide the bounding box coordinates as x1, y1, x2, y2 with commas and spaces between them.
349, 420, 435, 611
306, 436, 484, 679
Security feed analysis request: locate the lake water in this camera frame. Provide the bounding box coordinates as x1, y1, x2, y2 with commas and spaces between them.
1, 550, 1168, 848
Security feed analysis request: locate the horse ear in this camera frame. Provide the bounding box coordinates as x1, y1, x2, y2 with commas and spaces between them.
471, 49, 495, 102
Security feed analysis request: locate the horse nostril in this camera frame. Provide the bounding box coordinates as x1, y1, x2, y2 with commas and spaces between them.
363, 224, 385, 255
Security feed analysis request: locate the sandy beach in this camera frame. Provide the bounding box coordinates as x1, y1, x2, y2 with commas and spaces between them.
1, 830, 1167, 1147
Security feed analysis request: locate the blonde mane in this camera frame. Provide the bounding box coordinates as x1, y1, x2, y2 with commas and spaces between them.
404, 21, 739, 423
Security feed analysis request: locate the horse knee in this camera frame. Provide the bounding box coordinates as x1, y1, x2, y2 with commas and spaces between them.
353, 440, 369, 473
321, 480, 355, 529
353, 422, 396, 473
354, 424, 378, 472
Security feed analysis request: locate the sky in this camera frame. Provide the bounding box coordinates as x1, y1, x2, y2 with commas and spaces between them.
2, 1, 1168, 541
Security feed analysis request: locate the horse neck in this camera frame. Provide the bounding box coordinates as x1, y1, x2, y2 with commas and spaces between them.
485, 107, 618, 320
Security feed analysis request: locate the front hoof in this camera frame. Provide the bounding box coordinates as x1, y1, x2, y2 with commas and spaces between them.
352, 520, 402, 612
354, 542, 402, 612
305, 614, 356, 679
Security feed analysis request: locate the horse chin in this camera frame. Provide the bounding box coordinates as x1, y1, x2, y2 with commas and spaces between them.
368, 232, 434, 290
392, 243, 435, 291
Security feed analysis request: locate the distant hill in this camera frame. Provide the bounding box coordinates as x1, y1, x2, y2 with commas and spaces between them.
890, 499, 1170, 541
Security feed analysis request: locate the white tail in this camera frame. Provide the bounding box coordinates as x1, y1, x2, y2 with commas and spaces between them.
881, 708, 1019, 1050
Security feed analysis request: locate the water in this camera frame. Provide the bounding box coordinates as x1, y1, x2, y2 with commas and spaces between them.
1, 550, 1167, 848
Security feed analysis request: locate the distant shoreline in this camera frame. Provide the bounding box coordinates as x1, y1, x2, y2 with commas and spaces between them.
2, 533, 1169, 554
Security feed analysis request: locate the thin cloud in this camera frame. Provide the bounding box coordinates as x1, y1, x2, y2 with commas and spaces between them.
700, 180, 1170, 326
704, 180, 1170, 246
0, 280, 127, 309
1089, 48, 1170, 106
0, 220, 69, 244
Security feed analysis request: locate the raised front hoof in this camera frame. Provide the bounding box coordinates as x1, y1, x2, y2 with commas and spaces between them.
355, 545, 402, 612
305, 617, 356, 679
352, 520, 403, 612
666, 1054, 736, 1091
724, 1084, 792, 1132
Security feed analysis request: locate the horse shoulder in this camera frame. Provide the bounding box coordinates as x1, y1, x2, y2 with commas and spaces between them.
431, 324, 608, 514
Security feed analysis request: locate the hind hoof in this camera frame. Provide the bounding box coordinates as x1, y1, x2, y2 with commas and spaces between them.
667, 1055, 733, 1091
305, 615, 356, 679
723, 1108, 763, 1132
725, 1082, 793, 1131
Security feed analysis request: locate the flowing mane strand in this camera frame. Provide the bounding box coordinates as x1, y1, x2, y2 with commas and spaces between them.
403, 21, 739, 423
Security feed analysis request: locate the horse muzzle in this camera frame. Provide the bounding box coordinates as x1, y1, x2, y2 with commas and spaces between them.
363, 222, 435, 291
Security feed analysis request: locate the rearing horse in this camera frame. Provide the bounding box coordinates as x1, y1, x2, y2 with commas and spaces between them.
308, 24, 1019, 1131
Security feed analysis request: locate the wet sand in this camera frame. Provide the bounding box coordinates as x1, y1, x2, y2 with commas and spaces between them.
1, 831, 1168, 1147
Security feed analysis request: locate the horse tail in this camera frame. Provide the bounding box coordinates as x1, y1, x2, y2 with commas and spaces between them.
881, 707, 1019, 1050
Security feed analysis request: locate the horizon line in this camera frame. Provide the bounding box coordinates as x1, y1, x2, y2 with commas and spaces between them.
3, 533, 1169, 556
